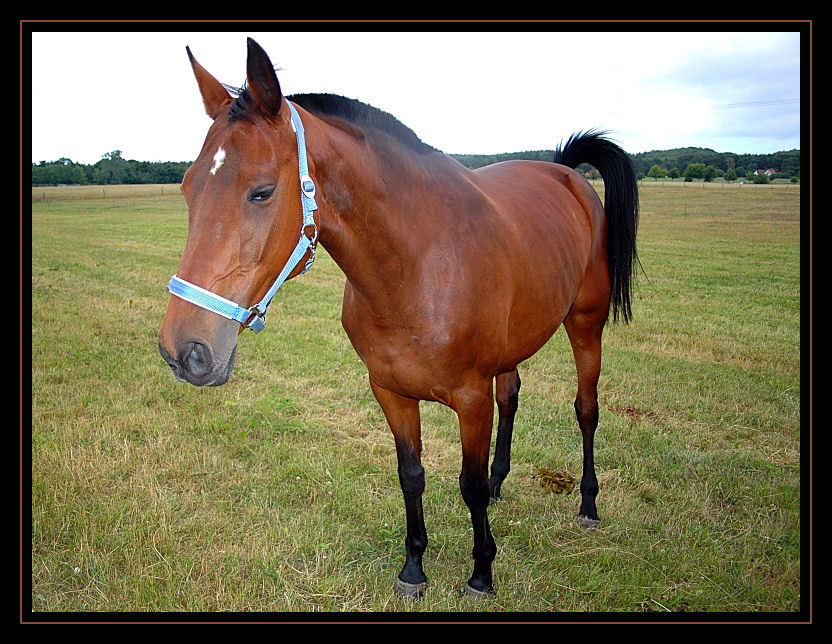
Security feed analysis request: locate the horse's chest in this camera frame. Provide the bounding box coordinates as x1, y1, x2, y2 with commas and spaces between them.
340, 289, 465, 401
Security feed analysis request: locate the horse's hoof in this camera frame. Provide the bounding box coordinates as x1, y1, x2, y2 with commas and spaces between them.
394, 576, 427, 599
580, 515, 601, 529
463, 582, 496, 599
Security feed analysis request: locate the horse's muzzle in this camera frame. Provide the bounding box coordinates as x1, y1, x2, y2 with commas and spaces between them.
159, 340, 236, 387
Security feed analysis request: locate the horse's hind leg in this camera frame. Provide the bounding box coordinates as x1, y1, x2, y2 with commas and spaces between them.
564, 283, 609, 529
489, 369, 521, 502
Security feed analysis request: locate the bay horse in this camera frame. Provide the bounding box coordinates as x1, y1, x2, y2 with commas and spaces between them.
158, 38, 639, 599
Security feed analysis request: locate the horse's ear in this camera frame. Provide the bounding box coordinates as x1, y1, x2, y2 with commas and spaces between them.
187, 46, 232, 120
245, 37, 283, 119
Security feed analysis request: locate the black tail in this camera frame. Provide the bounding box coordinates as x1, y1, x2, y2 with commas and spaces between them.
554, 130, 640, 324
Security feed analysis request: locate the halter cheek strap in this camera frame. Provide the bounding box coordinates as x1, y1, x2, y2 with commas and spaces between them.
167, 102, 317, 333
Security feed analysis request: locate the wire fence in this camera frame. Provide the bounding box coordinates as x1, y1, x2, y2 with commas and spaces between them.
589, 179, 799, 190
31, 184, 183, 202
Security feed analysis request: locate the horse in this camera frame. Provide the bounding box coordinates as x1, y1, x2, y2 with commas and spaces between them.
158, 38, 639, 599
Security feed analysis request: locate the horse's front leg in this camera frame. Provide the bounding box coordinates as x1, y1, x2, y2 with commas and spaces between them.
454, 383, 498, 597
370, 379, 428, 598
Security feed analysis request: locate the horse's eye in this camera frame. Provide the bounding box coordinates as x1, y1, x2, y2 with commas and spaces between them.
248, 185, 276, 202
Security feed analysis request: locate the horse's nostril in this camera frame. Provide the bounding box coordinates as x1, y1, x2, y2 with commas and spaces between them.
182, 341, 213, 378
159, 343, 178, 370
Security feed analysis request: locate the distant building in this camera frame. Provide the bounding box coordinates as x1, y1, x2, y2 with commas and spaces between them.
754, 168, 777, 177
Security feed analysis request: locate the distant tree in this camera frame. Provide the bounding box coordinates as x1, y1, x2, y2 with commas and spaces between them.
725, 168, 737, 181
647, 164, 667, 179
702, 165, 718, 182
667, 167, 680, 179
93, 150, 134, 184
683, 162, 706, 181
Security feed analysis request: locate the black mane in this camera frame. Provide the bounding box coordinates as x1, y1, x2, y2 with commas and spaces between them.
226, 85, 437, 155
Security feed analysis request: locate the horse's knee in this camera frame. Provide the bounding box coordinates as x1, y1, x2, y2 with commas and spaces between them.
398, 460, 425, 499
574, 397, 598, 432
459, 469, 490, 510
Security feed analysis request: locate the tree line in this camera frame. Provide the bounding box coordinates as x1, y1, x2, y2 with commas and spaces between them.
31, 151, 191, 186
628, 146, 800, 181
453, 146, 800, 181
32, 146, 800, 186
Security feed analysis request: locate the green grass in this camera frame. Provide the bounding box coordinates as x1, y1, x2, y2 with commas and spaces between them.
30, 183, 802, 615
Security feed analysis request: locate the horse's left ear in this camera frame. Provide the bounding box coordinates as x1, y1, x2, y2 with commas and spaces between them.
187, 46, 232, 120
246, 38, 283, 119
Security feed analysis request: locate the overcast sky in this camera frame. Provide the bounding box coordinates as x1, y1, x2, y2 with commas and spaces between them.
29, 28, 802, 165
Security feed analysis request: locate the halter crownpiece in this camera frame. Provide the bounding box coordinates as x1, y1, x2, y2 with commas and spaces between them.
167, 102, 318, 333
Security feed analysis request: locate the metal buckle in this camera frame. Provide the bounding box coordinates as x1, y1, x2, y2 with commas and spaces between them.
245, 306, 266, 333
300, 175, 316, 199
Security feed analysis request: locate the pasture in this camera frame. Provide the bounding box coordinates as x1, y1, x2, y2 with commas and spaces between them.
30, 181, 802, 615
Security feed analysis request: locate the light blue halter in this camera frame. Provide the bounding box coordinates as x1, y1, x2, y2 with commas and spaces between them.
167, 102, 318, 333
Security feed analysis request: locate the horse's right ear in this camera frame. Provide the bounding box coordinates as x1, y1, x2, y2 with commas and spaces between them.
187, 46, 232, 120
245, 37, 283, 120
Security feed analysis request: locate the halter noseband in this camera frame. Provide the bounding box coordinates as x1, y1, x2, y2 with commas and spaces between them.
167, 102, 318, 333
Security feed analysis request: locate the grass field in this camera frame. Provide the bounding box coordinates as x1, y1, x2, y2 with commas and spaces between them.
30, 181, 803, 616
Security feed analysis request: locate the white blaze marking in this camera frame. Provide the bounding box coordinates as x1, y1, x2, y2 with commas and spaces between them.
209, 147, 226, 175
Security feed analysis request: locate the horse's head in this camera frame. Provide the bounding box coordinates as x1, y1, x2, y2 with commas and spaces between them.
158, 38, 315, 386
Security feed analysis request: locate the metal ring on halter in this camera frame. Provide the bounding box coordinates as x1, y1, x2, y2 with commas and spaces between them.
301, 223, 318, 274
302, 222, 319, 243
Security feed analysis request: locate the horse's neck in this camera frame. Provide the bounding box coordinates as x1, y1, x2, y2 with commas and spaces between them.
306, 116, 445, 305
